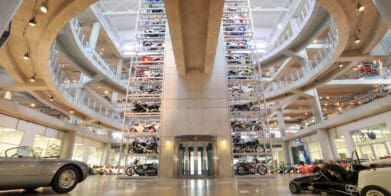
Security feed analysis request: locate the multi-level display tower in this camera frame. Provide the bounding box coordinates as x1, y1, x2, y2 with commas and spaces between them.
222, 0, 273, 176
119, 0, 167, 177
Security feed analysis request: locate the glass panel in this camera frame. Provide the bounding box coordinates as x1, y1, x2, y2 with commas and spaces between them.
359, 145, 375, 160
197, 147, 202, 176
72, 143, 85, 161
189, 147, 194, 176
0, 128, 24, 145
373, 143, 389, 159
33, 135, 62, 158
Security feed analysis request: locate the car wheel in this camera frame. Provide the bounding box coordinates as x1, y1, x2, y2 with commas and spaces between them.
257, 165, 268, 175
126, 168, 134, 176
362, 186, 391, 196
289, 182, 302, 194
51, 165, 79, 193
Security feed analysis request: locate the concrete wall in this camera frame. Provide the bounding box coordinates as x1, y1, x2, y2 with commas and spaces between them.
160, 32, 233, 178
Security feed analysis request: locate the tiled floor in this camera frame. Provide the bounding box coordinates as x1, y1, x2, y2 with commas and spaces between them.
0, 175, 318, 196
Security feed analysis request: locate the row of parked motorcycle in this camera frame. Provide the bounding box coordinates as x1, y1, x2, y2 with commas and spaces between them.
128, 122, 160, 133
129, 84, 162, 94
125, 159, 158, 176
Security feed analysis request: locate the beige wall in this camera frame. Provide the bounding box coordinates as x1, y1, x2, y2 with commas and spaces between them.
159, 33, 233, 178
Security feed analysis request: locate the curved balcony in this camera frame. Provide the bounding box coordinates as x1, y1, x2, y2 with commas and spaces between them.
263, 19, 338, 100
258, 0, 328, 66
48, 45, 123, 130
56, 18, 127, 94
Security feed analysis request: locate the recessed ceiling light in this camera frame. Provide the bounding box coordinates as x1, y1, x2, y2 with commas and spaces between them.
70, 110, 74, 114
23, 52, 30, 60
357, 3, 364, 12
28, 17, 37, 27
40, 1, 48, 13
49, 96, 54, 101
29, 74, 36, 82
30, 103, 36, 107
338, 64, 344, 68
354, 36, 361, 44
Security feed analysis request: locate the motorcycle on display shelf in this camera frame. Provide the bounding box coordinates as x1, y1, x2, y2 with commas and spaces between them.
227, 67, 254, 79
129, 122, 160, 133
231, 119, 261, 132
229, 85, 254, 96
129, 136, 159, 154
230, 102, 259, 111
235, 158, 268, 176
232, 136, 265, 153
125, 160, 158, 176
132, 102, 160, 113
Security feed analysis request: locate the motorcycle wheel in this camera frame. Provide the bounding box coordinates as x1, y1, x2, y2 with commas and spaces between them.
257, 165, 268, 175
125, 168, 134, 176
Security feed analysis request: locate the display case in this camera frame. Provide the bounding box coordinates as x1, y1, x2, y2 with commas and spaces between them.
222, 0, 274, 176
118, 0, 167, 178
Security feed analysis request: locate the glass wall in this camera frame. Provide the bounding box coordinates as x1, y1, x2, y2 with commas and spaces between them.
33, 135, 62, 158
307, 141, 323, 162
72, 136, 104, 165
334, 135, 348, 158
352, 123, 391, 160
0, 127, 24, 157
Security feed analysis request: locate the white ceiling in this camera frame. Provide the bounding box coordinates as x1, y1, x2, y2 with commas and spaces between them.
83, 0, 295, 57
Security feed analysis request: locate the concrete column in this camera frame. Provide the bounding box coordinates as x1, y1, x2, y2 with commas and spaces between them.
100, 143, 111, 165
310, 89, 333, 161
60, 131, 76, 159
276, 109, 292, 164
116, 59, 123, 79
372, 0, 391, 27
269, 66, 276, 77
88, 21, 101, 50
310, 88, 323, 122
298, 50, 311, 73
111, 92, 118, 106
316, 128, 334, 162
343, 131, 356, 156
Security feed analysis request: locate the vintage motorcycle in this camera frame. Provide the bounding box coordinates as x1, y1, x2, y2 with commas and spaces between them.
227, 67, 254, 79
230, 102, 259, 111
129, 122, 160, 133
235, 158, 268, 176
231, 119, 261, 132
129, 136, 159, 154
132, 102, 160, 113
125, 160, 158, 176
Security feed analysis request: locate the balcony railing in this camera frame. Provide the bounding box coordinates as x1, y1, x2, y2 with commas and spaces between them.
263, 19, 338, 98
49, 44, 122, 126
69, 18, 121, 82
259, 0, 316, 62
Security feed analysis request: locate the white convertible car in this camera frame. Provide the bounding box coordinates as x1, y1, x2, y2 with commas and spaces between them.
0, 146, 89, 193
358, 159, 391, 196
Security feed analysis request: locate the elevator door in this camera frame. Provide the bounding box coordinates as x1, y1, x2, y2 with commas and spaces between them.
177, 143, 214, 178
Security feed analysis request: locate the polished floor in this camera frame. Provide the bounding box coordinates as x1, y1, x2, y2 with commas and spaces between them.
0, 175, 319, 196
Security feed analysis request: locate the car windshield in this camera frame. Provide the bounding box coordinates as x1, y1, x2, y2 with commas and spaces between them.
4, 146, 40, 159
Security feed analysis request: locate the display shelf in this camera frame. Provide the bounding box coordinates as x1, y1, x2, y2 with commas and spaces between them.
119, 0, 166, 177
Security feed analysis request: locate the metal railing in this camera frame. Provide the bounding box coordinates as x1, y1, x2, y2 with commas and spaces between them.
69, 18, 119, 81
265, 19, 338, 96
49, 44, 122, 125
259, 0, 316, 61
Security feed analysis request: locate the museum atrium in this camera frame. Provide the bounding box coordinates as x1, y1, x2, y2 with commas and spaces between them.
0, 0, 391, 195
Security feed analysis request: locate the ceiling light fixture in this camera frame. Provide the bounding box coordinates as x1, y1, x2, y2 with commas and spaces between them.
70, 110, 74, 114
338, 63, 344, 68
354, 36, 361, 44
30, 103, 36, 108
29, 74, 36, 82
23, 52, 30, 60
49, 96, 54, 101
4, 91, 12, 100
28, 17, 37, 27
357, 3, 364, 12
40, 0, 48, 13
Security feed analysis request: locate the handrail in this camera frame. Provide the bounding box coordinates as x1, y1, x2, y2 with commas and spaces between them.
259, 0, 316, 62
69, 18, 119, 81
264, 19, 338, 98
49, 43, 122, 126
